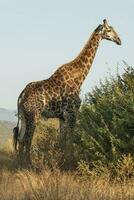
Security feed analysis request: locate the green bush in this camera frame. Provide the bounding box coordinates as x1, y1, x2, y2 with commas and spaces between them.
73, 65, 134, 167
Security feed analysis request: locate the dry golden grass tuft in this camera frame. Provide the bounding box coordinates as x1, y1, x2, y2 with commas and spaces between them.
0, 169, 134, 200
0, 137, 134, 200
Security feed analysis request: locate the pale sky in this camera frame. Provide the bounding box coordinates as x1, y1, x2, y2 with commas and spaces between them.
0, 0, 134, 110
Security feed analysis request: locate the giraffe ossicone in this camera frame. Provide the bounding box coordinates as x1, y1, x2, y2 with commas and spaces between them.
13, 19, 121, 166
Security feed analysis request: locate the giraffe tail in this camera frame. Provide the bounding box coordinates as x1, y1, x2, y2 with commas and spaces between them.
13, 126, 19, 151
13, 90, 24, 151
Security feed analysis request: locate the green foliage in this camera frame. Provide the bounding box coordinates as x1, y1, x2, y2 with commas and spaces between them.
73, 66, 134, 167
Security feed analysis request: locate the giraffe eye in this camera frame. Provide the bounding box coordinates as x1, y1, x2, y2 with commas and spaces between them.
107, 30, 111, 32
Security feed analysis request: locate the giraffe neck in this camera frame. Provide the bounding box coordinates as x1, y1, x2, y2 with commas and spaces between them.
71, 31, 102, 88
51, 28, 102, 93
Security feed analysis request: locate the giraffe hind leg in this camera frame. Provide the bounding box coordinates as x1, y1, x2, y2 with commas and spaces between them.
18, 141, 25, 167
24, 118, 36, 167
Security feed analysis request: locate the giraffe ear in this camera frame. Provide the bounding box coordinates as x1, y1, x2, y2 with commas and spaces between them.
103, 19, 109, 28
95, 24, 103, 32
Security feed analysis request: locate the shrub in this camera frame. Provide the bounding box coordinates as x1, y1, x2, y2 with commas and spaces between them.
73, 65, 134, 167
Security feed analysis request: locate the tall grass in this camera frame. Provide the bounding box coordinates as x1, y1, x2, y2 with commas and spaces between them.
0, 139, 134, 198
0, 113, 134, 199
0, 146, 134, 200
0, 169, 134, 200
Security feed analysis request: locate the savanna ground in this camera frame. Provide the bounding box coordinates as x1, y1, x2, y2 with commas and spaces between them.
0, 122, 134, 200
0, 150, 134, 200
0, 65, 134, 200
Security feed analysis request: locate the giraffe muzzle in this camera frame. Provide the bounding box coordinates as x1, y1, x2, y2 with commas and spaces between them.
116, 37, 121, 45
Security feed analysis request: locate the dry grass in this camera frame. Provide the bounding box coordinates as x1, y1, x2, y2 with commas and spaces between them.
0, 139, 134, 200
0, 169, 134, 200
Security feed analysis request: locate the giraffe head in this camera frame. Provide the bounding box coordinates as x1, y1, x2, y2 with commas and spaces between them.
96, 19, 121, 45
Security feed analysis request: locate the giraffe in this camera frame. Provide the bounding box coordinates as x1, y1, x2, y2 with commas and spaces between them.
13, 19, 121, 166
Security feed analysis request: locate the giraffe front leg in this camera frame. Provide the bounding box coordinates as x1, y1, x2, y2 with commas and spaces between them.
59, 118, 67, 149
59, 111, 77, 169
60, 110, 77, 143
